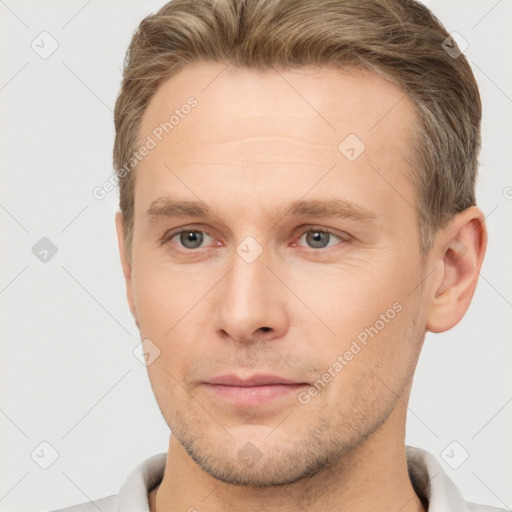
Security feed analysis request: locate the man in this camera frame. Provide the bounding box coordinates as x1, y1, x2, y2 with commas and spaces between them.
53, 0, 504, 510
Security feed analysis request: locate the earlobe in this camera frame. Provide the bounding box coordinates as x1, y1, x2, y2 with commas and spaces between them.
426, 207, 487, 333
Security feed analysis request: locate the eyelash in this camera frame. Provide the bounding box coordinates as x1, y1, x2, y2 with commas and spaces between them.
159, 226, 350, 251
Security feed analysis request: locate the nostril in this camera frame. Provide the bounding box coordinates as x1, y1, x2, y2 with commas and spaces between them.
259, 327, 272, 333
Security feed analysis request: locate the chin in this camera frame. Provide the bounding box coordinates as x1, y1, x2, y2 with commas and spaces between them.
171, 415, 361, 488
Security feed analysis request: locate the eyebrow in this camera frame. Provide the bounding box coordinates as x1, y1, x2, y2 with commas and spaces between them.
146, 196, 377, 223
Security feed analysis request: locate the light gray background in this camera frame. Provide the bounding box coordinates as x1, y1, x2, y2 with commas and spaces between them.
1, 1, 511, 511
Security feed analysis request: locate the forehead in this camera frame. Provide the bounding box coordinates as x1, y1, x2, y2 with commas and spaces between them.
140, 62, 416, 147
135, 62, 419, 222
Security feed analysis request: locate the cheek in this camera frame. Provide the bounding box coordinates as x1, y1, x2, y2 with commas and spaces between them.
131, 258, 205, 335
287, 257, 425, 375
284, 260, 405, 336
131, 261, 215, 376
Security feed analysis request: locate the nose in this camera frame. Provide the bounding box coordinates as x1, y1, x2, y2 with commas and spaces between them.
214, 244, 289, 344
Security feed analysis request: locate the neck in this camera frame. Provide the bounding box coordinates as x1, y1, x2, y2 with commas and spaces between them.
150, 392, 426, 512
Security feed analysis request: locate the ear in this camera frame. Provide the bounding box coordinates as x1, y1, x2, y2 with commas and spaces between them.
115, 211, 138, 327
426, 206, 487, 333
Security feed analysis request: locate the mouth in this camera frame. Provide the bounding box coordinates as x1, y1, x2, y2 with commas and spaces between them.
202, 373, 309, 407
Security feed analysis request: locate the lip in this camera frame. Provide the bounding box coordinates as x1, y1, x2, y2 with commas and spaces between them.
205, 373, 306, 386
203, 374, 309, 407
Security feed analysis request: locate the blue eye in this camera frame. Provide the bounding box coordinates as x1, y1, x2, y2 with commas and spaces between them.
161, 227, 348, 253
299, 230, 343, 249
179, 231, 205, 249
166, 230, 213, 249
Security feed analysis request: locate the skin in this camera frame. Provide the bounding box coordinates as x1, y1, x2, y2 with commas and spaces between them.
116, 62, 487, 512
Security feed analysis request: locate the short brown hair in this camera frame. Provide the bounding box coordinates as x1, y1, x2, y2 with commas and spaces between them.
113, 0, 481, 259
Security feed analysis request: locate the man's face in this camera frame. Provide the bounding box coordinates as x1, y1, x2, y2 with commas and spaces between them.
123, 63, 431, 486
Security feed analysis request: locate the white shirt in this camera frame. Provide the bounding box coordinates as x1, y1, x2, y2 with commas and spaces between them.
49, 446, 507, 512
